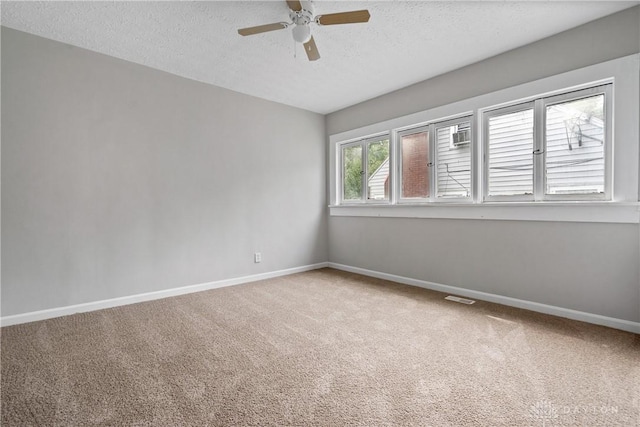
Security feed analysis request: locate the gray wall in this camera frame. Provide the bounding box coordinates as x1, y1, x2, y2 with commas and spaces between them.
3, 7, 640, 324
330, 218, 639, 322
327, 7, 640, 322
1, 27, 328, 316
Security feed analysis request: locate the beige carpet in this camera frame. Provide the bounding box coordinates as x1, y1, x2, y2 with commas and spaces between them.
2, 268, 639, 426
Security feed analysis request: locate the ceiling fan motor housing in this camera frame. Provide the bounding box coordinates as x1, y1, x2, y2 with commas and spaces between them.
289, 5, 313, 26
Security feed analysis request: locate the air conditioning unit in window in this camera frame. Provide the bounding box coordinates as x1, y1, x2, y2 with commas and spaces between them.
452, 129, 470, 146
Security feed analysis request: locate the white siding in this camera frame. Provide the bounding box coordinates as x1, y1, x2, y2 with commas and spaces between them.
488, 109, 535, 196
545, 100, 604, 194
487, 102, 605, 197
436, 124, 471, 198
368, 158, 389, 200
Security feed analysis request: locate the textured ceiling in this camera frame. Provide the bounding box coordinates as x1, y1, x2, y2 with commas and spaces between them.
2, 1, 638, 114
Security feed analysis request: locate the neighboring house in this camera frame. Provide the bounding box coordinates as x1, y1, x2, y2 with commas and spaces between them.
367, 158, 389, 200
436, 124, 471, 198
545, 102, 605, 194
489, 99, 604, 196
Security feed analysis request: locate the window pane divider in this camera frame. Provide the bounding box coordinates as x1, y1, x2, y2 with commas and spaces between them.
534, 98, 545, 200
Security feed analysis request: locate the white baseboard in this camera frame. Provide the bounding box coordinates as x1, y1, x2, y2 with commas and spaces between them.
0, 262, 329, 327
5, 261, 637, 334
328, 263, 640, 334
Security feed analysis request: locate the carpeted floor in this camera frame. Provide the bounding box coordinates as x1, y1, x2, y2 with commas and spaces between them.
2, 268, 639, 426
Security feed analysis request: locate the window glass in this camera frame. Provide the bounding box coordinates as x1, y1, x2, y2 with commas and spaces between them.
436, 122, 471, 198
400, 131, 429, 199
545, 95, 605, 195
342, 145, 362, 201
367, 139, 390, 201
488, 109, 534, 197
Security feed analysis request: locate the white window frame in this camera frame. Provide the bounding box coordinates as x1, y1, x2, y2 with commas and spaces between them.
483, 101, 537, 202
482, 84, 612, 202
433, 115, 474, 202
328, 55, 639, 224
396, 124, 431, 204
541, 84, 612, 201
395, 115, 474, 204
339, 133, 391, 205
340, 140, 365, 204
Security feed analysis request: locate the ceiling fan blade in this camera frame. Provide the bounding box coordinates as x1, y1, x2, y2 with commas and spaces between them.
238, 22, 288, 36
303, 36, 320, 61
316, 10, 371, 25
286, 0, 302, 12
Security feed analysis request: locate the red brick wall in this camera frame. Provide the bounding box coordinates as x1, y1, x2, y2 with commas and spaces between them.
401, 132, 429, 198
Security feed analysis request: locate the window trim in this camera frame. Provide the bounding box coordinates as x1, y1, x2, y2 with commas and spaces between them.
328, 54, 639, 224
329, 202, 640, 224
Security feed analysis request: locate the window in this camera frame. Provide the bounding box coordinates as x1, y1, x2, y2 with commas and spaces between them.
544, 91, 606, 197
342, 144, 362, 201
367, 139, 390, 201
483, 84, 611, 201
485, 104, 535, 199
330, 55, 638, 222
337, 84, 612, 207
340, 135, 390, 203
435, 118, 472, 199
398, 117, 473, 203
399, 127, 429, 200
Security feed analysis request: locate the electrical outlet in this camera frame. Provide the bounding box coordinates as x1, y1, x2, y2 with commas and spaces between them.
254, 252, 262, 263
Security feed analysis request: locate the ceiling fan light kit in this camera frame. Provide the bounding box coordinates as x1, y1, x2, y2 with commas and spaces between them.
292, 24, 311, 44
237, 0, 370, 61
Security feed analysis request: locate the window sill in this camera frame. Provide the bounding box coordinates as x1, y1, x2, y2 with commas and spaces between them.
328, 202, 640, 223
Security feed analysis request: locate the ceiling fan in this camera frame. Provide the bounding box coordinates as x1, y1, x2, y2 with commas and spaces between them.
237, 0, 370, 61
